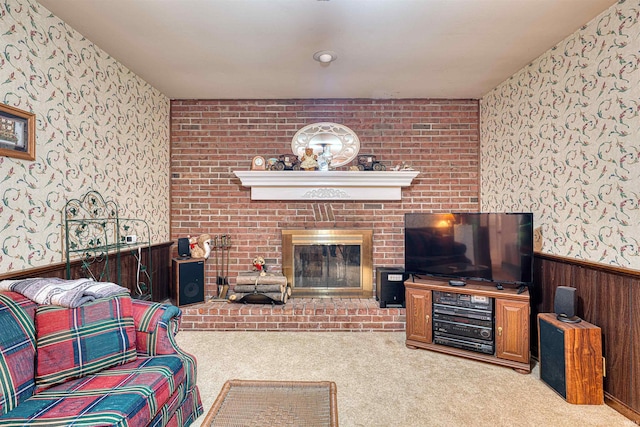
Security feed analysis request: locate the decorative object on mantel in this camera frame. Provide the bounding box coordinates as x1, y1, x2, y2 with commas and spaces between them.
392, 162, 415, 171
317, 145, 333, 171
291, 122, 360, 167
234, 170, 419, 201
270, 153, 301, 171
356, 154, 386, 171
300, 147, 318, 171
251, 155, 266, 170
266, 157, 278, 169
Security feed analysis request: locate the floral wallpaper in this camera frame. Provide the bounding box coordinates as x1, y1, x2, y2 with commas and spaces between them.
0, 0, 170, 273
481, 1, 640, 269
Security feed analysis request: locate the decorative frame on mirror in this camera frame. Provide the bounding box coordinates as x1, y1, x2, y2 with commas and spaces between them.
0, 103, 36, 161
291, 122, 360, 168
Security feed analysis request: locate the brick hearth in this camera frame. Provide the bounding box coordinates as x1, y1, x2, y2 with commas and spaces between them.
179, 298, 406, 332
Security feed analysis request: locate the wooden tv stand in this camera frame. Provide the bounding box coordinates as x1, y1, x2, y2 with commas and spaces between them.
405, 277, 531, 373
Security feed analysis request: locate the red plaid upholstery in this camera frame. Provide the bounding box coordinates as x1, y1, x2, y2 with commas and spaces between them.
34, 294, 137, 393
0, 292, 37, 415
0, 355, 184, 426
132, 301, 198, 391
160, 387, 202, 427
133, 300, 182, 355
0, 291, 202, 426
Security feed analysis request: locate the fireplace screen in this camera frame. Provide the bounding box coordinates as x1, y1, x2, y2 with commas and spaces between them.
294, 244, 360, 288
282, 229, 373, 298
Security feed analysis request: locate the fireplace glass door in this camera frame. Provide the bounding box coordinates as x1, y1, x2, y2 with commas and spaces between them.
282, 229, 373, 298
294, 244, 361, 289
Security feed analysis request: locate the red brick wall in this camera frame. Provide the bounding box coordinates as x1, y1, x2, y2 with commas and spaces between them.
170, 99, 480, 298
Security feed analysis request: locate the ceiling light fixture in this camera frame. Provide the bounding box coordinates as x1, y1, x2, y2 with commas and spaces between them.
313, 50, 337, 64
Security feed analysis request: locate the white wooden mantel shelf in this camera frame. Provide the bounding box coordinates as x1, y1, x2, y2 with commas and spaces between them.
234, 170, 420, 201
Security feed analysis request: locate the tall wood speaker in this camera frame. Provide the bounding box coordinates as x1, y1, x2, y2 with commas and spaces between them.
172, 258, 205, 306
537, 313, 604, 404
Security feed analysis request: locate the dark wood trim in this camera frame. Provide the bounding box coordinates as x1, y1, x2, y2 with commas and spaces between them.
606, 395, 640, 425
535, 251, 640, 279
0, 262, 68, 281
0, 242, 175, 302
533, 253, 640, 423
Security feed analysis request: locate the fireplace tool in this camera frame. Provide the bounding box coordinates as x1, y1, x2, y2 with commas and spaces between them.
213, 235, 219, 285
212, 235, 221, 298
221, 234, 231, 297
213, 235, 230, 299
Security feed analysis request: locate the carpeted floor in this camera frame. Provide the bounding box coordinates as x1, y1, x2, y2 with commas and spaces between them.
176, 331, 634, 427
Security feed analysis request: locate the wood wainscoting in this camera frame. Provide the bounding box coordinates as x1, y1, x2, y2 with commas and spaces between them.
1, 246, 638, 422
0, 242, 174, 302
532, 253, 640, 423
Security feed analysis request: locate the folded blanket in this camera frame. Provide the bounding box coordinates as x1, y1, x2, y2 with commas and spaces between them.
0, 278, 129, 308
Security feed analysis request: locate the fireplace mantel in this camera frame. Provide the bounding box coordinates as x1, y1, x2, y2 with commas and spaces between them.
233, 170, 419, 200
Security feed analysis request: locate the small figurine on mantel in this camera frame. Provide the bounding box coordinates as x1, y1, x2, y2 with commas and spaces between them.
299, 147, 318, 170
392, 162, 415, 171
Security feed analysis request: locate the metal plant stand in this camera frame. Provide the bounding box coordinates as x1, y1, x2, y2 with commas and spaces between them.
64, 190, 152, 300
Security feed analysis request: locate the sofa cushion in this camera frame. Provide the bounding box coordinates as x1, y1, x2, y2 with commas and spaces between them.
0, 292, 37, 415
0, 355, 185, 427
34, 294, 137, 393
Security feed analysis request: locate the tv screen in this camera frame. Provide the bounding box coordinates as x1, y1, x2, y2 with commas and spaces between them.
404, 212, 533, 286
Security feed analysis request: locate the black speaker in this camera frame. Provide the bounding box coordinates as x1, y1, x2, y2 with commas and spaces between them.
538, 315, 567, 399
554, 286, 580, 322
172, 258, 204, 306
177, 238, 191, 258
376, 267, 408, 308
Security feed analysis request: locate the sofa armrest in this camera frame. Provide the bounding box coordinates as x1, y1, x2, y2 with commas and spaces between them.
131, 299, 198, 388
132, 299, 182, 356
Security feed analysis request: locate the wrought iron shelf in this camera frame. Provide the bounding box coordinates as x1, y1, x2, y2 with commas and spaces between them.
64, 191, 152, 300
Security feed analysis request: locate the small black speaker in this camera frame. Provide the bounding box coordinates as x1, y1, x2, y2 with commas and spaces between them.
554, 286, 580, 322
376, 267, 408, 308
172, 258, 204, 306
177, 237, 191, 258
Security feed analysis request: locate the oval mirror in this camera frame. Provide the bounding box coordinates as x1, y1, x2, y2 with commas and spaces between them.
291, 122, 360, 167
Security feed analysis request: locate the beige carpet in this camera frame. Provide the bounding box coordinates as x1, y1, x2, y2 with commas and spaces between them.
176, 331, 634, 427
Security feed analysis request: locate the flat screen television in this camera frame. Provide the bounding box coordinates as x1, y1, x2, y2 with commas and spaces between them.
404, 212, 534, 288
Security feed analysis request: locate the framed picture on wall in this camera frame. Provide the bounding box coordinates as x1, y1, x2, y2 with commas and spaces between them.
0, 103, 35, 161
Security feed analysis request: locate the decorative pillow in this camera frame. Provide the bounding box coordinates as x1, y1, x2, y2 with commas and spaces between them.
34, 294, 137, 393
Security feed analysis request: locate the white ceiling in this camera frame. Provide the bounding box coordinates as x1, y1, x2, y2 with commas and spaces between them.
37, 0, 616, 100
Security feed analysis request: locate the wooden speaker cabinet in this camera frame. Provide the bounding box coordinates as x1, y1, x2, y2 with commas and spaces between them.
538, 313, 604, 404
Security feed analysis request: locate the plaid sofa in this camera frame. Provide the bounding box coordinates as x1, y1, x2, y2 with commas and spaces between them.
0, 290, 203, 427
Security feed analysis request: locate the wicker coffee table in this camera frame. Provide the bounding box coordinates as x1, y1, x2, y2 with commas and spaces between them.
202, 379, 338, 427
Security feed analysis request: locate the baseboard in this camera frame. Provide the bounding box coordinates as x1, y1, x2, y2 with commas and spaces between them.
605, 394, 640, 425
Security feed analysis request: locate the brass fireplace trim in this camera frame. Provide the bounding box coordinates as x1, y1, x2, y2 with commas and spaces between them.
282, 229, 373, 298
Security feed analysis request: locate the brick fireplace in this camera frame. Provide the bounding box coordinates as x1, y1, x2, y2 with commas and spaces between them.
170, 98, 480, 330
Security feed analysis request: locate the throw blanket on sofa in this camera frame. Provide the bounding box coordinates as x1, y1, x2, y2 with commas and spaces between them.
0, 278, 128, 308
